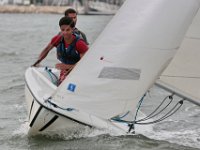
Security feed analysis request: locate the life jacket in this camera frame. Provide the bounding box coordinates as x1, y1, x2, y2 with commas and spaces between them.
56, 34, 81, 65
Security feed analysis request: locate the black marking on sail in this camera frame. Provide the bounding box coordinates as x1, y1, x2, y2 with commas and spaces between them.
30, 105, 43, 127
39, 115, 59, 131
98, 67, 141, 80
29, 100, 34, 121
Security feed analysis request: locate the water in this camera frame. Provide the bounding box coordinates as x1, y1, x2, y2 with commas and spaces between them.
0, 13, 200, 150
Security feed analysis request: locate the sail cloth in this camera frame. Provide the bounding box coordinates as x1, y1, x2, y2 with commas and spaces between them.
157, 8, 200, 106
53, 0, 200, 119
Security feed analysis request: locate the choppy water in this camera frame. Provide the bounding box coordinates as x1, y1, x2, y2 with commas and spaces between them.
0, 13, 200, 150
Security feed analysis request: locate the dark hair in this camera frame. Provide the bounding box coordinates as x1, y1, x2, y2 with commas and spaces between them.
59, 16, 75, 28
64, 8, 77, 16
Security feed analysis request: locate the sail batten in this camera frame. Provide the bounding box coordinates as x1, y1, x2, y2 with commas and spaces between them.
52, 0, 200, 119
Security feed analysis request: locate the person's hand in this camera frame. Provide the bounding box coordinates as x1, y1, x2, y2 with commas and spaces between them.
31, 60, 41, 67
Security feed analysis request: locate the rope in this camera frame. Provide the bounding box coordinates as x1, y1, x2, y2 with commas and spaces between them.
136, 94, 174, 122
111, 111, 130, 121
135, 99, 184, 125
128, 93, 146, 132
45, 98, 75, 112
111, 93, 184, 133
44, 67, 58, 86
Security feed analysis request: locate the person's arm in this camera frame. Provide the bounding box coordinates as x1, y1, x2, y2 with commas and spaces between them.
32, 43, 54, 67
32, 34, 62, 67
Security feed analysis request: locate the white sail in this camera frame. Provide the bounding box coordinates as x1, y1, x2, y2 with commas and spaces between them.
52, 0, 200, 119
157, 7, 200, 106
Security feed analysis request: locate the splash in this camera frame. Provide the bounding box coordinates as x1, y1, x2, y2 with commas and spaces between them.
12, 121, 29, 138
146, 121, 200, 149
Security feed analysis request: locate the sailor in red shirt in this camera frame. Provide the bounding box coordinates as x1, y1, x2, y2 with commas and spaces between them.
32, 17, 88, 85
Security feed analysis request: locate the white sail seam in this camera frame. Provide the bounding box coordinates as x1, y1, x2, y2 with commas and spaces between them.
130, 46, 179, 51
185, 36, 200, 40
161, 75, 200, 79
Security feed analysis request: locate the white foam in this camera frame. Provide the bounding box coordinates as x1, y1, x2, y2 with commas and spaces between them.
147, 126, 200, 148
12, 121, 29, 137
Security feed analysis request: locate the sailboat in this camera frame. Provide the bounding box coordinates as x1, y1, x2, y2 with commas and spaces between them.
24, 0, 200, 135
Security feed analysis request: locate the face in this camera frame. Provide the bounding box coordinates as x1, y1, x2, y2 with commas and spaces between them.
60, 24, 73, 39
67, 13, 77, 26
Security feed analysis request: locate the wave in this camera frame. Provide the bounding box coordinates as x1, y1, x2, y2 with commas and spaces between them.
146, 120, 200, 149
0, 51, 20, 57
0, 83, 24, 94
13, 120, 141, 141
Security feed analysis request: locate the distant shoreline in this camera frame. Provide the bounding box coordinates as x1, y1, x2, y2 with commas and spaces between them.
0, 5, 84, 14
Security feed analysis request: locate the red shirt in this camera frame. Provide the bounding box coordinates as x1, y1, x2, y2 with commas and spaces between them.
50, 34, 88, 54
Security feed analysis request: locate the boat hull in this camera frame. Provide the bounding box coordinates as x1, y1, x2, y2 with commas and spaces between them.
25, 84, 91, 135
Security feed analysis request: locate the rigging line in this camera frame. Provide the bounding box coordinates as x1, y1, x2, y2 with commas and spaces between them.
46, 69, 54, 83
45, 67, 58, 85
128, 93, 146, 132
161, 75, 200, 79
135, 104, 182, 124
118, 94, 173, 123
45, 98, 75, 112
48, 68, 59, 81
118, 111, 130, 119
111, 111, 130, 122
134, 94, 146, 122
112, 99, 181, 124
45, 67, 58, 80
135, 103, 182, 125
135, 100, 184, 125
136, 94, 174, 122
185, 36, 200, 40
112, 99, 184, 125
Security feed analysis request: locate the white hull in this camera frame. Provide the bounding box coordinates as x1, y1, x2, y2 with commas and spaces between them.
25, 88, 92, 135
25, 67, 133, 135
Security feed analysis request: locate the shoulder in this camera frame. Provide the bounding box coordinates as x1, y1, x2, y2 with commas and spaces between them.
75, 39, 88, 53
74, 28, 81, 34
74, 28, 88, 44
74, 28, 86, 38
78, 29, 86, 36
